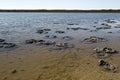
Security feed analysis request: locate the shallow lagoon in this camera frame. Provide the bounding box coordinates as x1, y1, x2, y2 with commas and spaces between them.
0, 13, 120, 80
0, 13, 120, 44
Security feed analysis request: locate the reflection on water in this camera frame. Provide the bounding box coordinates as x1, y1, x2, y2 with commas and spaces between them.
0, 13, 120, 45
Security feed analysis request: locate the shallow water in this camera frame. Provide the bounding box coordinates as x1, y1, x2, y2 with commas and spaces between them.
1, 13, 120, 80
0, 12, 120, 45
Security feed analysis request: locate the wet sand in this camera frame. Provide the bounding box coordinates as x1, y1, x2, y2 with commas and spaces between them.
0, 41, 120, 80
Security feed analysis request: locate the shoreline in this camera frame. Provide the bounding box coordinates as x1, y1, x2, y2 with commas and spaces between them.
0, 9, 120, 13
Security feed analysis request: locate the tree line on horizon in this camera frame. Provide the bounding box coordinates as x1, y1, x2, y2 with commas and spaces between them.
0, 9, 120, 13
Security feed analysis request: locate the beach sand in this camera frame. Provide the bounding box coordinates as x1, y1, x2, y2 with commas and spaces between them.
0, 41, 120, 80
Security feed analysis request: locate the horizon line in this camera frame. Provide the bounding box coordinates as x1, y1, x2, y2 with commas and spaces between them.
0, 9, 120, 10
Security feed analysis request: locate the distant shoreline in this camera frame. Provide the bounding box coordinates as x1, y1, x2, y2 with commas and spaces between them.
0, 9, 120, 13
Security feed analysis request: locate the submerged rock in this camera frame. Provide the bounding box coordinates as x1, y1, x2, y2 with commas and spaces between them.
93, 47, 118, 58
62, 36, 73, 40
0, 39, 5, 42
36, 28, 51, 34
45, 35, 57, 39
71, 27, 89, 31
114, 25, 120, 28
53, 42, 74, 50
37, 40, 46, 43
0, 42, 16, 48
53, 22, 60, 24
107, 31, 112, 33
37, 30, 44, 34
105, 19, 116, 23
43, 28, 51, 31
83, 36, 107, 43
67, 23, 75, 25
96, 25, 111, 30
67, 23, 79, 25
25, 39, 56, 46
55, 30, 65, 34
90, 30, 98, 32
3, 43, 16, 48
41, 41, 56, 46
25, 39, 37, 44
98, 59, 117, 72
56, 43, 68, 47
71, 27, 80, 30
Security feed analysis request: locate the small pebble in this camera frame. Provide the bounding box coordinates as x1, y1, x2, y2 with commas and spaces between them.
11, 69, 17, 74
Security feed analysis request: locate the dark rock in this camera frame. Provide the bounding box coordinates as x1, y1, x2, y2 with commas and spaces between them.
98, 59, 108, 66
98, 59, 117, 72
37, 40, 46, 43
96, 26, 111, 30
103, 47, 118, 54
107, 31, 112, 33
36, 30, 44, 34
2, 43, 16, 48
71, 27, 89, 31
62, 36, 73, 40
45, 35, 57, 39
67, 27, 70, 30
71, 27, 80, 30
67, 23, 74, 25
101, 23, 109, 26
36, 28, 51, 34
0, 39, 5, 42
25, 39, 37, 44
79, 27, 89, 30
43, 28, 51, 31
11, 69, 17, 74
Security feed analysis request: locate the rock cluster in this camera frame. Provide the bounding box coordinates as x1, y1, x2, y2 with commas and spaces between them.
83, 36, 107, 43
36, 28, 51, 34
25, 39, 55, 46
45, 35, 57, 39
0, 39, 16, 48
92, 47, 118, 72
98, 59, 117, 72
93, 47, 118, 58
26, 38, 74, 50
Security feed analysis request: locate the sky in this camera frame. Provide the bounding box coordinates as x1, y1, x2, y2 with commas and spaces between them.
0, 0, 120, 10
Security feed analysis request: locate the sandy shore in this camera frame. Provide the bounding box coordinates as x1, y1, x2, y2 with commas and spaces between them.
0, 41, 120, 80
